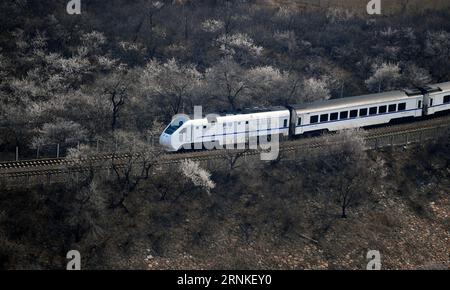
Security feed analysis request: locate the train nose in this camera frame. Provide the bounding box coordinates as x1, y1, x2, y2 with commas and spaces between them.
159, 133, 174, 151
159, 133, 169, 146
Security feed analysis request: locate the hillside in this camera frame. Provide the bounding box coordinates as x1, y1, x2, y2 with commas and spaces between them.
1, 139, 449, 269
269, 0, 450, 14
0, 0, 449, 270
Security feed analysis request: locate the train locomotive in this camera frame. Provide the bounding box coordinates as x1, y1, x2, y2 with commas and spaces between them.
159, 82, 450, 152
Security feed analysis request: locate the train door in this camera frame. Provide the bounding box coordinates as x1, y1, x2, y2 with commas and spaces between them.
422, 94, 435, 116
179, 127, 189, 144
417, 99, 423, 117
419, 86, 442, 116
287, 106, 297, 138
422, 93, 430, 115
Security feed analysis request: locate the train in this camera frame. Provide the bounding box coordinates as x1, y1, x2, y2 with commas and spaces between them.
159, 82, 450, 152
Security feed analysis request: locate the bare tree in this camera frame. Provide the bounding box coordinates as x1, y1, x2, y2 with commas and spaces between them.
425, 30, 450, 81
31, 118, 87, 148
315, 129, 382, 218
96, 68, 131, 131
222, 149, 250, 180
108, 130, 162, 211
204, 57, 249, 111
132, 1, 166, 55
400, 0, 412, 12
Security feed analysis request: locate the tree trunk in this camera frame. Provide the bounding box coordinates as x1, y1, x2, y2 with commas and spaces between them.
341, 205, 347, 218
112, 110, 118, 131
228, 95, 236, 111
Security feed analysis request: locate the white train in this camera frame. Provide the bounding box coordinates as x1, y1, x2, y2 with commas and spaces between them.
159, 82, 450, 152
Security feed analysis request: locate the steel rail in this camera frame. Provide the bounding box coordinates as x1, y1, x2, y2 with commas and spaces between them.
1, 115, 450, 178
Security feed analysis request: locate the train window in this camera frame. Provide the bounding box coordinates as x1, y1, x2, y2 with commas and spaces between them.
444, 95, 450, 104
203, 126, 207, 129
388, 104, 397, 112
283, 119, 288, 127
369, 107, 377, 115
398, 103, 406, 111
310, 115, 319, 124
320, 114, 329, 122
359, 108, 368, 116
430, 98, 434, 107
223, 123, 226, 127
350, 110, 358, 118
330, 113, 339, 121
297, 118, 302, 126
246, 121, 249, 125
418, 100, 422, 109
379, 106, 387, 114
340, 111, 348, 119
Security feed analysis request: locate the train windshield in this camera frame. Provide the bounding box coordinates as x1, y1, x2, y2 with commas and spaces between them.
164, 121, 183, 135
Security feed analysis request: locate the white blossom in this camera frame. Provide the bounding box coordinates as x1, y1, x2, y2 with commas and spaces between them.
365, 62, 401, 92
96, 56, 118, 70
139, 58, 202, 114
247, 66, 283, 82
180, 159, 215, 194
326, 7, 354, 23
402, 63, 432, 87
81, 31, 106, 49
118, 41, 144, 52
301, 77, 331, 103
273, 30, 298, 51
66, 144, 92, 165
274, 7, 296, 21
201, 19, 224, 33
379, 27, 400, 38
32, 119, 88, 147
217, 33, 263, 57
152, 1, 164, 9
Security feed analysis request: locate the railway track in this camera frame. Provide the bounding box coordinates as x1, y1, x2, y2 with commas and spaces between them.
1, 114, 450, 179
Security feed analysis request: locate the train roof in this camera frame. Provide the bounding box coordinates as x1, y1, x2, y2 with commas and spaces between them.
292, 90, 414, 114
215, 106, 288, 116
187, 107, 290, 125
428, 81, 450, 92
183, 82, 450, 120
184, 105, 288, 120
